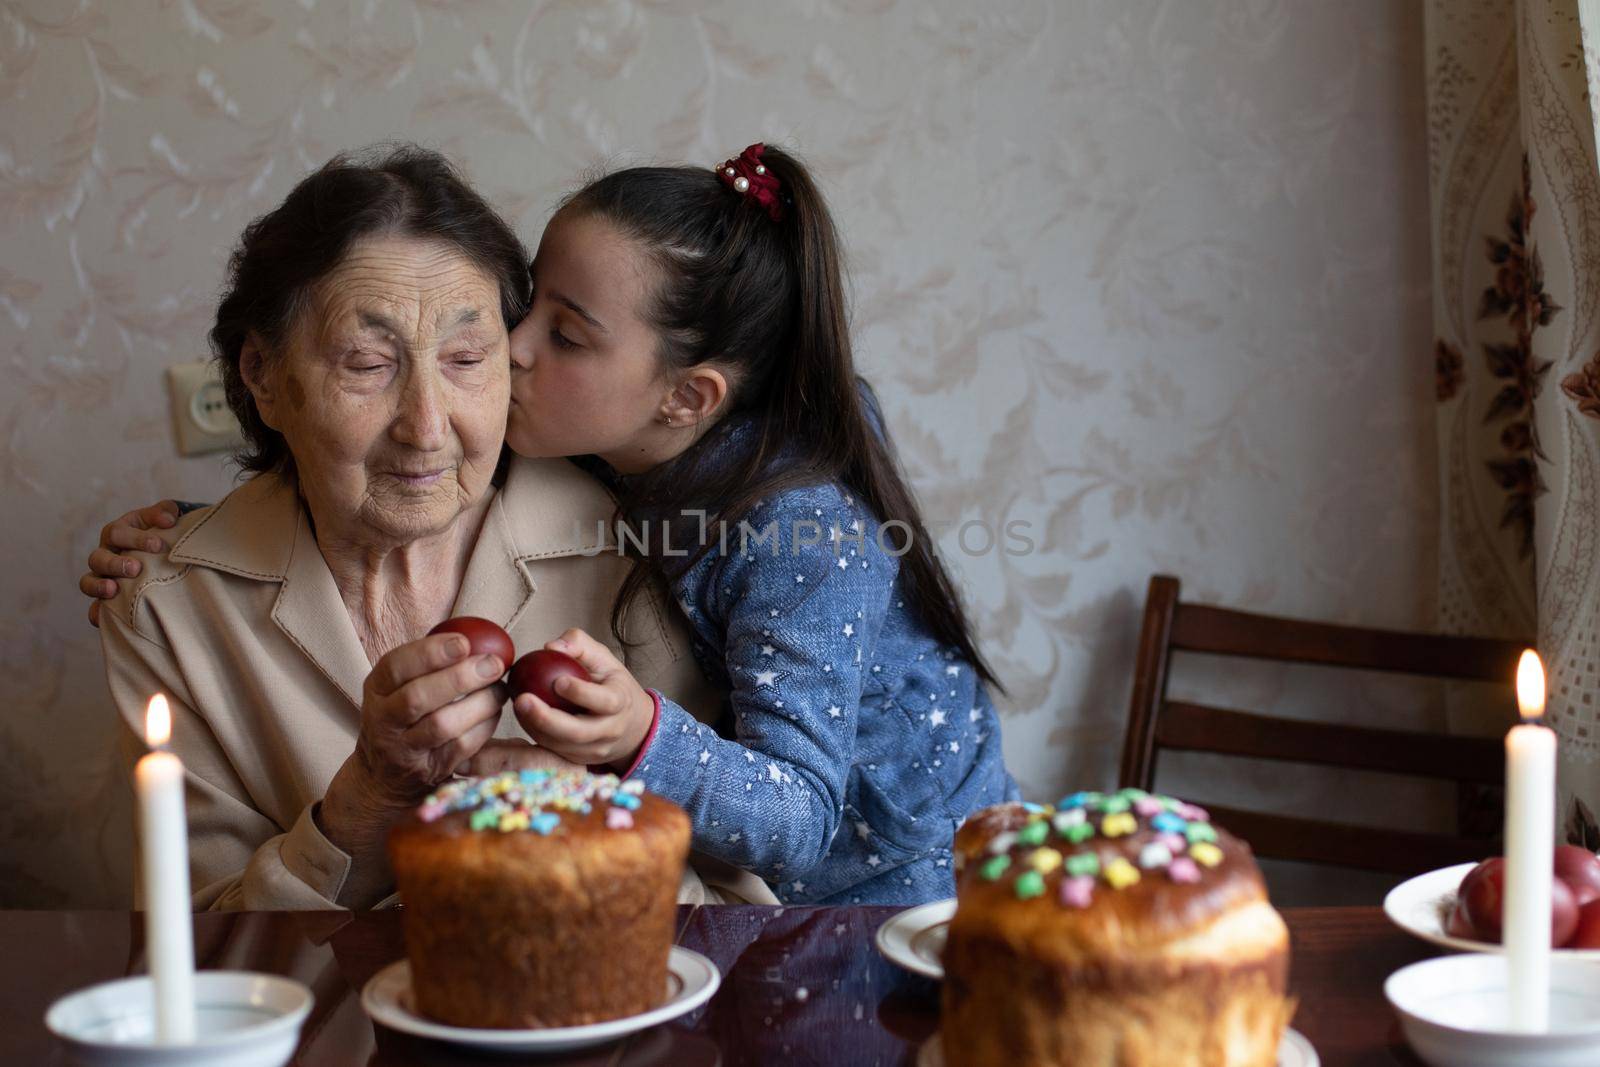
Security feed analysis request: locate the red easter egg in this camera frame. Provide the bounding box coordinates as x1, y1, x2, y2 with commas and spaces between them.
1553, 878, 1581, 948
1461, 859, 1506, 941
1570, 898, 1600, 949
509, 650, 592, 715
1553, 845, 1600, 907
1459, 857, 1503, 903
1444, 900, 1479, 940
1460, 856, 1580, 947
428, 617, 514, 672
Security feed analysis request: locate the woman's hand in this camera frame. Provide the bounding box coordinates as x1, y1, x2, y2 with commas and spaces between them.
317, 632, 508, 901
79, 500, 183, 627
511, 628, 656, 772
348, 632, 510, 803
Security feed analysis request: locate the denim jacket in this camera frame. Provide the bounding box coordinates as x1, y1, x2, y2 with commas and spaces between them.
613, 438, 1019, 905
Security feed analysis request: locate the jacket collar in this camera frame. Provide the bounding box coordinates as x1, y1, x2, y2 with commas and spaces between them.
168, 473, 300, 582
453, 457, 617, 637
169, 460, 618, 709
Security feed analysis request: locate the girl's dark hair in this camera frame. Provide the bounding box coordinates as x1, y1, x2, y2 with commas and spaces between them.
563, 146, 1003, 692
211, 144, 530, 475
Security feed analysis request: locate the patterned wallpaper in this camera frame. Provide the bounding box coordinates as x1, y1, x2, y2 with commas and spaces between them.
0, 0, 1439, 906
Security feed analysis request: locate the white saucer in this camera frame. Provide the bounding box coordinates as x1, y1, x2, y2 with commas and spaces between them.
875, 898, 955, 979
360, 947, 720, 1053
1384, 863, 1600, 958
918, 1028, 1317, 1066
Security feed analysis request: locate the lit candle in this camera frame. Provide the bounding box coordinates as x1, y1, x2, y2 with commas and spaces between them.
136, 695, 196, 1043
1505, 650, 1555, 1032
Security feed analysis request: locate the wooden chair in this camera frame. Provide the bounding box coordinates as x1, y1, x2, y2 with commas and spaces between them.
1118, 575, 1528, 876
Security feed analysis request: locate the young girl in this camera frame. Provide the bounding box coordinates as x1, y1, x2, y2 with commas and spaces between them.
82, 144, 1018, 904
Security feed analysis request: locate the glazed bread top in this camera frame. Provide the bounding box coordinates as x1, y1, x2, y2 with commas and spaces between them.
951, 790, 1284, 965
389, 768, 687, 850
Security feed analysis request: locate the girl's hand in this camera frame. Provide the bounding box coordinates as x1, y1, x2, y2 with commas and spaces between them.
511, 628, 656, 772
79, 500, 183, 627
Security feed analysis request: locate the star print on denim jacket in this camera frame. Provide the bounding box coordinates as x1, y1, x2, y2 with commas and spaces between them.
630, 480, 1020, 906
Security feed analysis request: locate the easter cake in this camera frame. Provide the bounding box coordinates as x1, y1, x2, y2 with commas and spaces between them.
941, 789, 1293, 1066
387, 768, 689, 1029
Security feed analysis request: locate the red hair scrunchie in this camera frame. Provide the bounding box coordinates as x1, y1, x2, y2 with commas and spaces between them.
716, 143, 784, 222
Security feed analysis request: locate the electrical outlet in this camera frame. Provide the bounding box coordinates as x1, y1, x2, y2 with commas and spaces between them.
166, 360, 243, 456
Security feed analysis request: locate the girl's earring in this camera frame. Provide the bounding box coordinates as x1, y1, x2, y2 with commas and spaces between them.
662, 413, 674, 426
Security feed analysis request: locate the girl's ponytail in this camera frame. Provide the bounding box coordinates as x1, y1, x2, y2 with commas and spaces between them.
759, 147, 864, 459
763, 147, 1003, 692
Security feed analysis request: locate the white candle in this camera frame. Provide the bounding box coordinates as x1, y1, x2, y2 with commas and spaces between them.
136, 695, 196, 1043
1505, 650, 1555, 1032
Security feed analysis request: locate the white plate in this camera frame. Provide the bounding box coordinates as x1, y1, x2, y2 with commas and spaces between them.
918, 1029, 1317, 1066
1383, 863, 1600, 958
875, 898, 956, 979
360, 947, 720, 1053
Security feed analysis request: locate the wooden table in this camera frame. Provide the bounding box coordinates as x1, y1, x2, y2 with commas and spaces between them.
8, 906, 1434, 1066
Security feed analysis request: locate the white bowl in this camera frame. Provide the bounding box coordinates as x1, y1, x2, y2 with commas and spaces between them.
45, 970, 313, 1067
1385, 954, 1600, 1067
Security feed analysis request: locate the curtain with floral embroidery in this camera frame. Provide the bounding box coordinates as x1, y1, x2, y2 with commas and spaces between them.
1427, 0, 1600, 847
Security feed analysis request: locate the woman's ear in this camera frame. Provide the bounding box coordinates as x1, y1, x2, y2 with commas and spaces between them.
663, 365, 730, 427
239, 333, 281, 431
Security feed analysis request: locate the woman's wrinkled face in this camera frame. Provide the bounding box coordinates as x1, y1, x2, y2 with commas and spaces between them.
250, 236, 510, 545
505, 210, 668, 469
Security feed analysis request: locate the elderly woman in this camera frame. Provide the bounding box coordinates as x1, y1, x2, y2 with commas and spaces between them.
95, 146, 765, 910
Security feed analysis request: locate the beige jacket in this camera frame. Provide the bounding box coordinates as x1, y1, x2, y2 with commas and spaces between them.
100, 457, 775, 910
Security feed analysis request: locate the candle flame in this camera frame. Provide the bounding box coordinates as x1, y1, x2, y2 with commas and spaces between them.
146, 694, 171, 748
1517, 650, 1546, 722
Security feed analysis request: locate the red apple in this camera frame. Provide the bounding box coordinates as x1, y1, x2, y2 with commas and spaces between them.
509, 649, 592, 715
428, 617, 515, 673
1553, 845, 1600, 907
1570, 898, 1600, 949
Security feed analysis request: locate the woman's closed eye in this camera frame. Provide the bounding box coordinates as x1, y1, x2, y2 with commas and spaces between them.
550, 327, 580, 351
347, 354, 391, 374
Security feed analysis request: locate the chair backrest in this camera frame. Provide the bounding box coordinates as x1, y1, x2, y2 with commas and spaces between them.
1118, 575, 1528, 875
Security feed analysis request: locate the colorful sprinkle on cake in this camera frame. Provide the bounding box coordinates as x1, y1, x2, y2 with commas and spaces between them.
969, 788, 1222, 907
416, 769, 647, 834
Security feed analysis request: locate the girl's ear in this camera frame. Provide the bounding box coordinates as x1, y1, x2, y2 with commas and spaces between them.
239, 333, 282, 431
663, 365, 730, 426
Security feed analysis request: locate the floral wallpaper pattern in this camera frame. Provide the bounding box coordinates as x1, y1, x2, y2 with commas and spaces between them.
1428, 0, 1600, 847
1479, 156, 1557, 561
0, 0, 1439, 906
